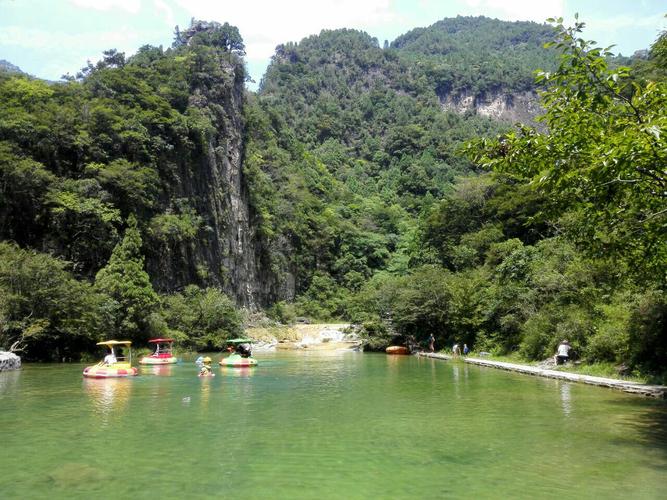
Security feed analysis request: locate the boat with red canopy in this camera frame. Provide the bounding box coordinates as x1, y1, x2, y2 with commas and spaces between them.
139, 338, 178, 365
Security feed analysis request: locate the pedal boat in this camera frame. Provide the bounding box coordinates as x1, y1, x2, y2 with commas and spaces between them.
140, 338, 177, 365
83, 340, 138, 378
219, 338, 258, 367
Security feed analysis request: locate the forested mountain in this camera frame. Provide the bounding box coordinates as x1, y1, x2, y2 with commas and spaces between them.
0, 21, 271, 306
0, 60, 25, 75
392, 16, 555, 97
1, 17, 665, 379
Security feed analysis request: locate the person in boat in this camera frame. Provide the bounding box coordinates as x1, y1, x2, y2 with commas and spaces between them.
195, 355, 204, 366
554, 340, 571, 365
235, 343, 251, 358
199, 357, 212, 376
104, 350, 117, 365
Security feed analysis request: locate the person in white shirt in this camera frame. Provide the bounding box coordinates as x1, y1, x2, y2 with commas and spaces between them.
104, 350, 117, 365
554, 340, 571, 365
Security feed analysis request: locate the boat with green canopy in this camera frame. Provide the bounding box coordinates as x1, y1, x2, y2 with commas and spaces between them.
219, 338, 258, 367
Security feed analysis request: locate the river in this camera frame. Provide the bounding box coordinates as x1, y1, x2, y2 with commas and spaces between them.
1, 351, 665, 499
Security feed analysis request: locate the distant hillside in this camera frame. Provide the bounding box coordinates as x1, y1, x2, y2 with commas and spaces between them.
392, 16, 556, 97
0, 60, 25, 75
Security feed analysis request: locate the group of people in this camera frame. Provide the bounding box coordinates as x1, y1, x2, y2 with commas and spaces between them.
427, 334, 571, 365
427, 334, 469, 356
452, 343, 469, 356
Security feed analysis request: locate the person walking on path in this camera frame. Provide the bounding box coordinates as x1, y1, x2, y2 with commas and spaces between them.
463, 344, 469, 355
428, 334, 435, 352
554, 340, 571, 365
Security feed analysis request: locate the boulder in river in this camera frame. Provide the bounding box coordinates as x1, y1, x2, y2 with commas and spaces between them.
0, 351, 21, 371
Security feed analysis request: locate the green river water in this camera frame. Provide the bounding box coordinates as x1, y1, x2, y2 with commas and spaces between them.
1, 351, 666, 499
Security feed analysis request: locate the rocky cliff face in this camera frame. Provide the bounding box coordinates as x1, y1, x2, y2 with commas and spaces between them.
146, 55, 268, 308
439, 89, 541, 124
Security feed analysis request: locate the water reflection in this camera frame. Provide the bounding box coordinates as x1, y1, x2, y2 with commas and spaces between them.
220, 366, 255, 378
200, 377, 211, 407
83, 378, 132, 425
141, 364, 174, 377
560, 383, 572, 417
0, 369, 20, 395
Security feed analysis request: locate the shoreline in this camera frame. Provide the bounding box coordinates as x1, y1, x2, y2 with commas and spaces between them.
418, 352, 667, 399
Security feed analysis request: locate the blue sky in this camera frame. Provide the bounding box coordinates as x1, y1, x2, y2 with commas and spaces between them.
1, 0, 665, 89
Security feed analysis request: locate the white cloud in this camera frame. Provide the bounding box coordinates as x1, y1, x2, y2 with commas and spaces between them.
462, 0, 563, 23
153, 0, 175, 26
174, 0, 396, 58
0, 26, 142, 52
584, 13, 666, 31
68, 0, 142, 13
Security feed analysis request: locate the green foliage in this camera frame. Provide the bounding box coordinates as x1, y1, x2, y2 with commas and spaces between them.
392, 16, 557, 97
94, 215, 159, 341
175, 20, 246, 56
1, 16, 664, 379
161, 285, 243, 350
295, 272, 350, 320
148, 202, 203, 243
0, 142, 55, 246
468, 18, 667, 282
0, 242, 99, 360
267, 301, 296, 325
46, 178, 121, 271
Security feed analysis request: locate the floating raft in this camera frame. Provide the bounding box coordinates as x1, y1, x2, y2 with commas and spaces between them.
386, 346, 410, 355
417, 352, 667, 399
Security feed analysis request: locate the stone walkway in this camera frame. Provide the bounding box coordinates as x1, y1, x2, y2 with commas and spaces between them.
418, 352, 667, 399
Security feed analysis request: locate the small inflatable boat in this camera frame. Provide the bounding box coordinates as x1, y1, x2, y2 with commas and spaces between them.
386, 346, 410, 355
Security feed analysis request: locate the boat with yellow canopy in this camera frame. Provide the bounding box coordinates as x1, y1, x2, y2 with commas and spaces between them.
83, 340, 139, 378
140, 338, 178, 365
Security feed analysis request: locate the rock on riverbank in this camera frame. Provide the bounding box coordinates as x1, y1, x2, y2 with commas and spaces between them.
0, 351, 21, 371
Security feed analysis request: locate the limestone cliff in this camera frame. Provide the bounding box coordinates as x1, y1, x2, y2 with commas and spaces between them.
439, 89, 542, 124
145, 49, 268, 308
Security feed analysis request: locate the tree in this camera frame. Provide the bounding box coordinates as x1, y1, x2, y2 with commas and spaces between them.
0, 242, 99, 360
467, 17, 667, 282
175, 19, 246, 55
162, 285, 243, 351
94, 214, 159, 341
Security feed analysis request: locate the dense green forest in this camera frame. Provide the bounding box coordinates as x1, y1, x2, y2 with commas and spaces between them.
0, 16, 665, 380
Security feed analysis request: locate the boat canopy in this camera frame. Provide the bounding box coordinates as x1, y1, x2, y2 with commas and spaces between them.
148, 338, 174, 343
97, 340, 132, 346
227, 338, 253, 344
